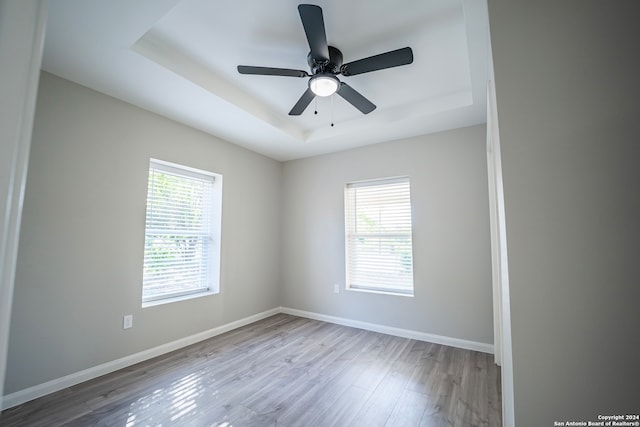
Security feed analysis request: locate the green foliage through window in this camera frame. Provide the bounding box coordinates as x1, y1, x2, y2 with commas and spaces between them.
142, 160, 216, 303
345, 177, 414, 295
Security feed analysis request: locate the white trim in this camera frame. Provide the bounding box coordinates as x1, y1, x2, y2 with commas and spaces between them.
280, 307, 494, 354
142, 159, 223, 303
1, 307, 279, 410
487, 81, 503, 367
346, 175, 410, 188
2, 305, 494, 410
486, 12, 515, 426
150, 158, 216, 182
345, 287, 414, 298
0, 0, 48, 408
141, 289, 217, 308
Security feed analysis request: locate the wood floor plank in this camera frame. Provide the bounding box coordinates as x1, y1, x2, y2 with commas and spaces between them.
351, 360, 416, 427
385, 388, 431, 427
1, 314, 501, 426
316, 384, 373, 427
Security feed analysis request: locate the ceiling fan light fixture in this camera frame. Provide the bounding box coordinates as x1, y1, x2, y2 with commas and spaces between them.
309, 74, 339, 97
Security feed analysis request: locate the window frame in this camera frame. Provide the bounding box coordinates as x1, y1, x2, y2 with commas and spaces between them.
344, 176, 415, 297
141, 158, 222, 307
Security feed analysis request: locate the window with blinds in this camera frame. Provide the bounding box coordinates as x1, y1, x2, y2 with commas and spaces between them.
344, 177, 414, 296
142, 159, 221, 304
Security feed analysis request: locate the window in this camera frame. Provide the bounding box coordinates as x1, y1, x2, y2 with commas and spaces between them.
142, 159, 222, 305
344, 176, 414, 296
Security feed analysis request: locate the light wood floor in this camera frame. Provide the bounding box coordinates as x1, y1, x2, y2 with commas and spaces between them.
1, 314, 501, 426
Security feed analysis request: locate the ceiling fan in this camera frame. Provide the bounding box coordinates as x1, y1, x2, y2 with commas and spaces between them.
237, 4, 414, 116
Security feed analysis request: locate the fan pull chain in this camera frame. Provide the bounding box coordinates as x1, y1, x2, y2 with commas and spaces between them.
314, 97, 318, 115
331, 94, 334, 127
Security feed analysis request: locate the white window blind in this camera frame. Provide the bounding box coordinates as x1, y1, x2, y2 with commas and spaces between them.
142, 159, 217, 303
344, 177, 414, 296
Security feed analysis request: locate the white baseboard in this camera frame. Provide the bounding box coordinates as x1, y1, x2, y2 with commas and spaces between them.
280, 307, 494, 354
3, 306, 493, 410
1, 307, 280, 410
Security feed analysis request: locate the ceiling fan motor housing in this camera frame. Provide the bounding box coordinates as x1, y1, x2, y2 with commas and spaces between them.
307, 46, 343, 75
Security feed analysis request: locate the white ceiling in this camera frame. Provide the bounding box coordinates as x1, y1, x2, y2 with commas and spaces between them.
42, 0, 489, 161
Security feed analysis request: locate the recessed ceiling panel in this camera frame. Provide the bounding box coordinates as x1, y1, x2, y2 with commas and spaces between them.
42, 0, 488, 160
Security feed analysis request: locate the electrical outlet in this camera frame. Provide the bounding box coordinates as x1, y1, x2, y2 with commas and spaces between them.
123, 314, 133, 329
334, 284, 340, 293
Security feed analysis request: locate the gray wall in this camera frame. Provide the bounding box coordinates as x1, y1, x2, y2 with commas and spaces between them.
7, 73, 494, 397
488, 0, 640, 424
281, 125, 494, 345
5, 72, 282, 393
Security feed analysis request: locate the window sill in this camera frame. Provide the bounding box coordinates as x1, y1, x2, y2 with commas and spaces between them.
346, 287, 414, 298
142, 290, 218, 308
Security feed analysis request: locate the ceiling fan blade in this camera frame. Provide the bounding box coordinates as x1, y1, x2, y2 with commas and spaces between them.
298, 4, 330, 63
289, 88, 316, 115
337, 82, 376, 114
340, 47, 413, 76
237, 65, 308, 78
